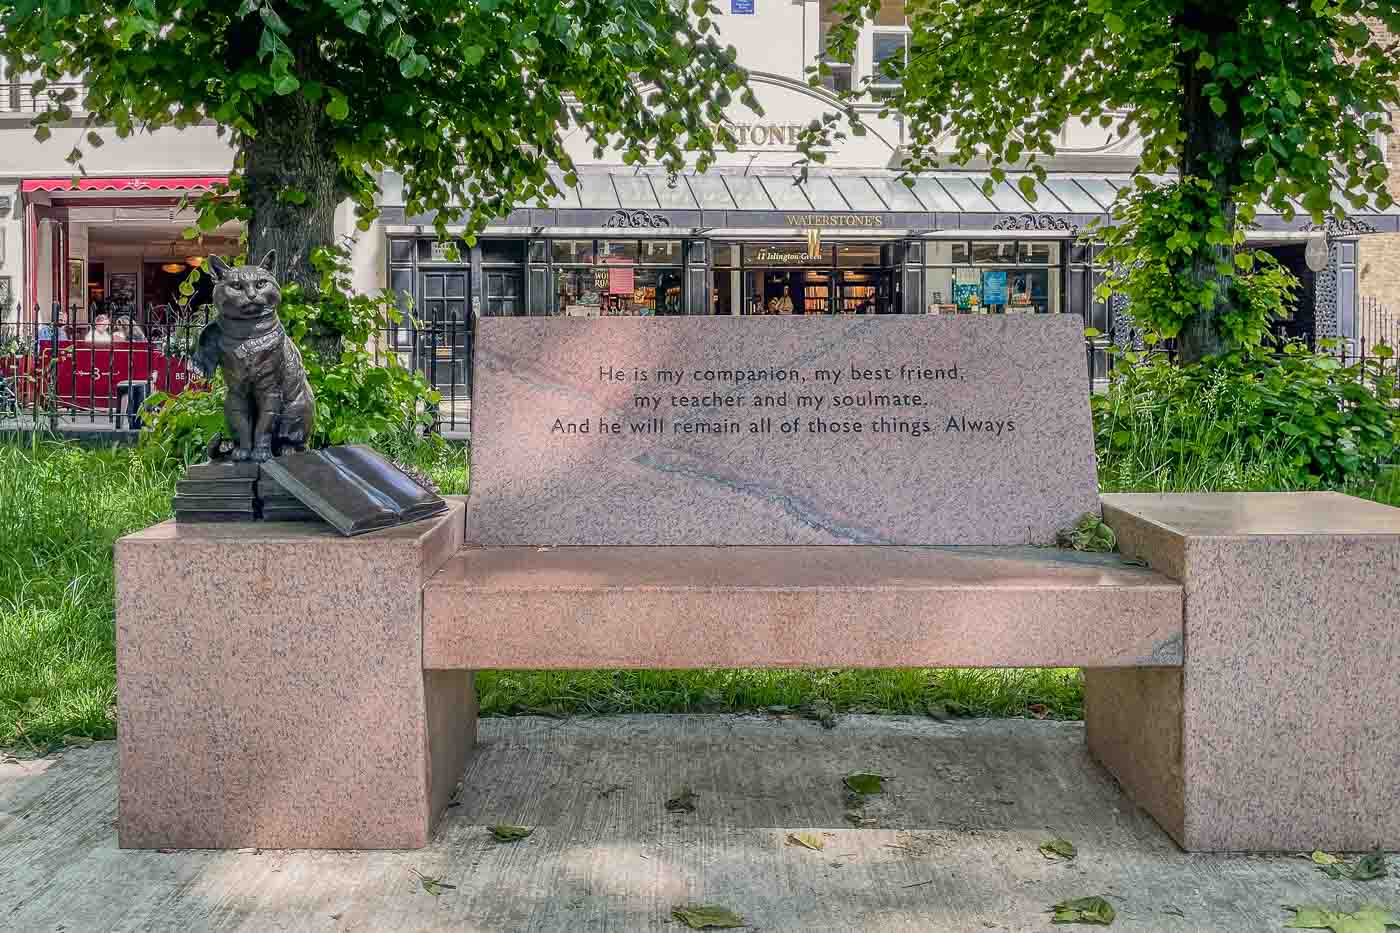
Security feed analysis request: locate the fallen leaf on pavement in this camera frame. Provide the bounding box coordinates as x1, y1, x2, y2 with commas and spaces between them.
487, 825, 533, 842
666, 787, 699, 813
1316, 852, 1389, 882
1039, 839, 1078, 861
1284, 903, 1400, 931
1313, 851, 1343, 866
410, 869, 457, 896
61, 735, 94, 748
786, 832, 825, 851
844, 772, 886, 795
671, 904, 746, 929
1050, 895, 1116, 925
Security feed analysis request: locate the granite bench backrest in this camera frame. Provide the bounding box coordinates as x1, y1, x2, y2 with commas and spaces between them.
464, 315, 1098, 548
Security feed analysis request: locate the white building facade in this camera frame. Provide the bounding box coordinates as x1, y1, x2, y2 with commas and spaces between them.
2, 1, 1397, 429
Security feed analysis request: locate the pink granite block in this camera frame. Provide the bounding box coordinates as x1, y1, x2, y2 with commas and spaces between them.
115, 502, 471, 850
467, 316, 1099, 546
1093, 492, 1400, 851
423, 545, 1182, 670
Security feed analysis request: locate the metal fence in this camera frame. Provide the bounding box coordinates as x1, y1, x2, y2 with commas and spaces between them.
4, 298, 1396, 441
0, 300, 472, 437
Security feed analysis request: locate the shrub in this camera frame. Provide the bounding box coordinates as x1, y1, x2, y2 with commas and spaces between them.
1094, 340, 1398, 490
140, 245, 438, 462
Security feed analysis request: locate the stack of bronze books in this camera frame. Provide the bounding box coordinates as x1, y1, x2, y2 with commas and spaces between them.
172, 460, 321, 523
256, 468, 321, 522
172, 461, 261, 523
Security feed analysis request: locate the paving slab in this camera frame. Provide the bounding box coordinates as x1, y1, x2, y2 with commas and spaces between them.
3, 715, 1397, 932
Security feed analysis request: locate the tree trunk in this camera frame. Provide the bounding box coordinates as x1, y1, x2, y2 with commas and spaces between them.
241, 90, 345, 363
1175, 3, 1245, 363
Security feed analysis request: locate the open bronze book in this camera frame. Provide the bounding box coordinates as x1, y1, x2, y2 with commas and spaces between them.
260, 445, 448, 536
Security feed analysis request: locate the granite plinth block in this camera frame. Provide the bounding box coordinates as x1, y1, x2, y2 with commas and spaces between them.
423, 545, 1182, 670
467, 316, 1098, 546
1091, 492, 1400, 852
115, 500, 470, 849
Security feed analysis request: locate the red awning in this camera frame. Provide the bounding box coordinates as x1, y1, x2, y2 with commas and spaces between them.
21, 176, 227, 193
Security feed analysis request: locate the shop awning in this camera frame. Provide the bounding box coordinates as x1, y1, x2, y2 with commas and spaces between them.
389, 169, 1400, 236
22, 175, 228, 194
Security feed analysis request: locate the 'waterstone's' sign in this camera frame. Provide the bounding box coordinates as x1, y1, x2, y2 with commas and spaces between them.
467, 317, 1099, 546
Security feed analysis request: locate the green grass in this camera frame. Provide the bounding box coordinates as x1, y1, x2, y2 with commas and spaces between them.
2, 435, 1396, 748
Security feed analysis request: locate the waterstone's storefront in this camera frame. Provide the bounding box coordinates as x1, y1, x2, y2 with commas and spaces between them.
378, 171, 1399, 429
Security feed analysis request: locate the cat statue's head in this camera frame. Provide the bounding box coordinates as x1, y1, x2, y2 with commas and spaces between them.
207, 252, 282, 322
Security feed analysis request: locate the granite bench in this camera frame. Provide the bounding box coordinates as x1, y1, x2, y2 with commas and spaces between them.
116, 317, 1400, 853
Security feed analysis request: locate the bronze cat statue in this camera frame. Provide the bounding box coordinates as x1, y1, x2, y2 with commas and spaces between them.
190, 252, 315, 463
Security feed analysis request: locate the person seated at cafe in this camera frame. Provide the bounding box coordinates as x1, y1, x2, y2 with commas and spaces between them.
37, 310, 70, 343
88, 313, 115, 343
115, 315, 145, 342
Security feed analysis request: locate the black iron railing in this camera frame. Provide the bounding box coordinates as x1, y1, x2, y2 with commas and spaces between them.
0, 300, 470, 436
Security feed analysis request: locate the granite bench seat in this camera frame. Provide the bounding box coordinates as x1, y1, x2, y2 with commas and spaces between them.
422, 545, 1184, 670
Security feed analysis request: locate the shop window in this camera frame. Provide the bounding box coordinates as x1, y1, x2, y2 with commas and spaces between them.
713, 243, 738, 267
552, 239, 595, 265
528, 240, 547, 263
389, 239, 414, 264
599, 240, 639, 264
972, 242, 1015, 264
1019, 242, 1058, 265
556, 266, 682, 317
924, 240, 1066, 315
481, 239, 525, 265
641, 240, 682, 264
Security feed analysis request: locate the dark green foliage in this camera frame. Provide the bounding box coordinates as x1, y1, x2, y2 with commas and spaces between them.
808, 1, 1400, 360
1, 0, 751, 290
1094, 341, 1399, 489
140, 246, 436, 461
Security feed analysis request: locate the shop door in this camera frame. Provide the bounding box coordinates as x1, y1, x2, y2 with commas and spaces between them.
484, 270, 523, 316
418, 269, 471, 398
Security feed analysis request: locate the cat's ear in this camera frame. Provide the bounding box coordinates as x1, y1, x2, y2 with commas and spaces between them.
258, 250, 277, 274
207, 255, 233, 281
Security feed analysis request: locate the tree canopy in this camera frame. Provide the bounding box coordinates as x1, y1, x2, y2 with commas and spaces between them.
812, 1, 1400, 360
1, 0, 752, 293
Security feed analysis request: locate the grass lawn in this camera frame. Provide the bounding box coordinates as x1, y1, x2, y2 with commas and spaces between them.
1, 436, 1396, 749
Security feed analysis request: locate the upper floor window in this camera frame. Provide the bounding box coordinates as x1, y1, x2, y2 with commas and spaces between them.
818, 3, 853, 93
871, 31, 909, 92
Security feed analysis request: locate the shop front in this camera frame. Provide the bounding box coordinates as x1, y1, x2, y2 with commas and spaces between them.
380, 168, 1399, 429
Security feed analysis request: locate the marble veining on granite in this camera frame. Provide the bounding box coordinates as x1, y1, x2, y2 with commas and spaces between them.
467, 316, 1099, 546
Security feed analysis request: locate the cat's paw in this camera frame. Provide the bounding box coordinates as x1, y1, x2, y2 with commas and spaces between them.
231, 447, 253, 462
251, 445, 273, 463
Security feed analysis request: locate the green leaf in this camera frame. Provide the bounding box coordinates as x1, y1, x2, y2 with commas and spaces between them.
665, 786, 699, 812
844, 772, 886, 795
487, 824, 533, 842
410, 869, 457, 896
1040, 839, 1078, 860
1050, 895, 1116, 925
347, 9, 371, 33
786, 831, 825, 850
273, 75, 300, 95
1210, 96, 1228, 117
464, 45, 486, 66
325, 95, 350, 121
671, 904, 745, 929
1313, 851, 1343, 866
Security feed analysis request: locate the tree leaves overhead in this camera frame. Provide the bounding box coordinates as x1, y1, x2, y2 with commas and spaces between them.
807, 0, 1399, 224
0, 0, 750, 242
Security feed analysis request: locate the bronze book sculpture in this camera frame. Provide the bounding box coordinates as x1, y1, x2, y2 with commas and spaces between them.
190, 251, 315, 463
